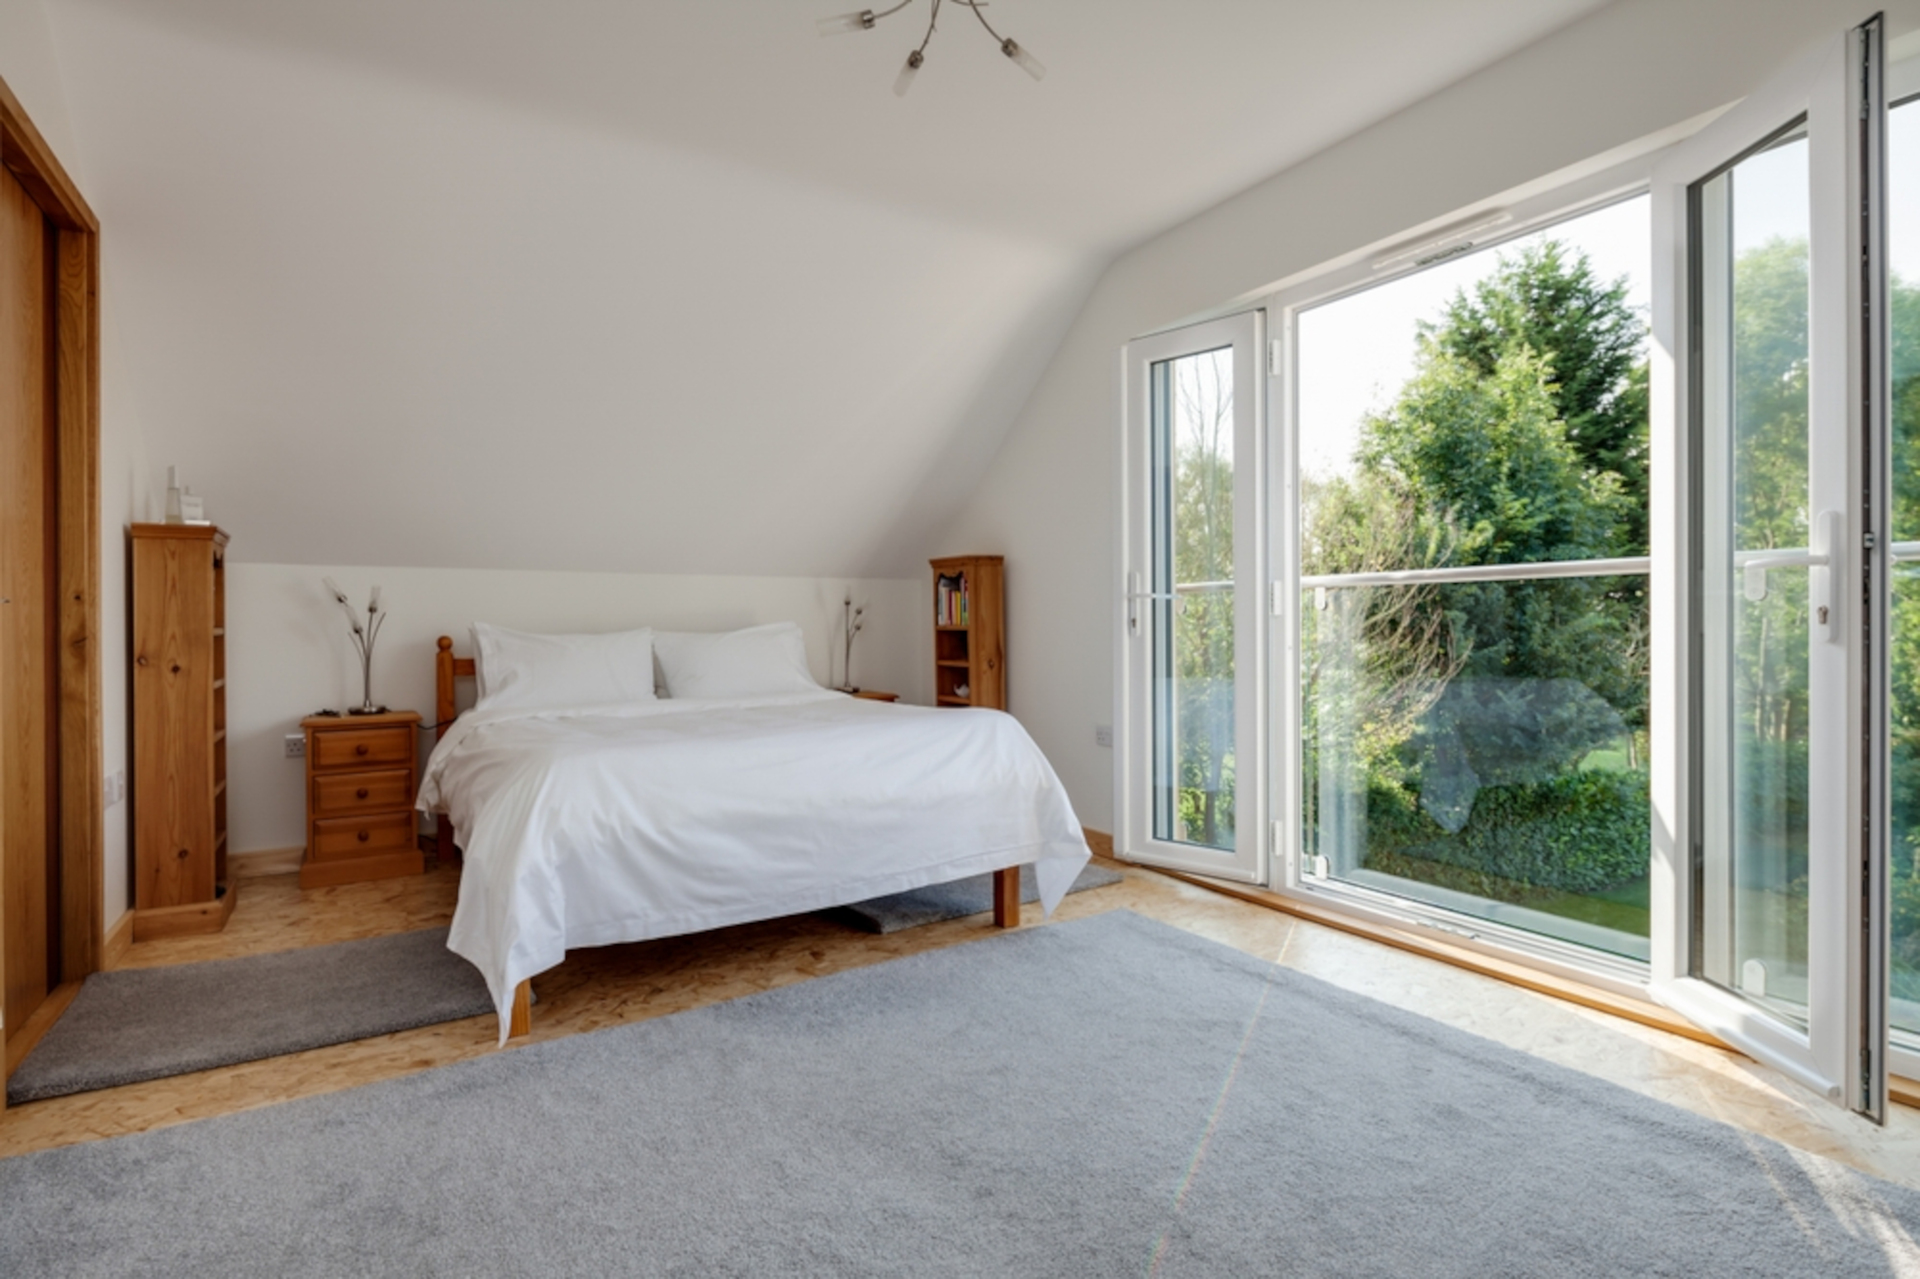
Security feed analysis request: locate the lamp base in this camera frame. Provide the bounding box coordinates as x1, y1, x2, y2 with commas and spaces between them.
347, 705, 391, 716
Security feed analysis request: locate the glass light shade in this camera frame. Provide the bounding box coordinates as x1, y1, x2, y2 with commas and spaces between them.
893, 50, 923, 97
817, 10, 874, 37
1002, 39, 1045, 82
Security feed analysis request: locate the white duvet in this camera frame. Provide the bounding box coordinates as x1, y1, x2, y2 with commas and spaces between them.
418, 690, 1090, 1039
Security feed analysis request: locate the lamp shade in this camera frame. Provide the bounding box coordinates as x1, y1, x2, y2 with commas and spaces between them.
817, 10, 874, 37
893, 50, 923, 97
1002, 39, 1045, 81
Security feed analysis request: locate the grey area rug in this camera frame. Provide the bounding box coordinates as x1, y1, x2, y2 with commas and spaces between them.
7, 928, 494, 1105
4, 911, 1918, 1277
827, 861, 1123, 932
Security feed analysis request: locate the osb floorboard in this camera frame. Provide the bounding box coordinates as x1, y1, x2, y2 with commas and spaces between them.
3, 858, 1915, 1192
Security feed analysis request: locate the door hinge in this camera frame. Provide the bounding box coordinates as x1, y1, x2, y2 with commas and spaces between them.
1268, 337, 1283, 378
1270, 581, 1283, 616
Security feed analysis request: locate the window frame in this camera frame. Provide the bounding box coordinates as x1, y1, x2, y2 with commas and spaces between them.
1258, 155, 1678, 1000
1115, 310, 1270, 884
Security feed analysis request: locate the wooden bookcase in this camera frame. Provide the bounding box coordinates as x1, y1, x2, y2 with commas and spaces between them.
129, 523, 236, 940
930, 555, 1005, 711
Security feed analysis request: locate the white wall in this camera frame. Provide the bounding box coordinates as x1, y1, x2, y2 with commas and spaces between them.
0, 0, 80, 167
226, 565, 928, 854
937, 0, 1920, 832
44, 2, 1097, 582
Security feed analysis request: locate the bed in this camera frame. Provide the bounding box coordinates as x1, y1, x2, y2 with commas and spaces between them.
419, 628, 1091, 1042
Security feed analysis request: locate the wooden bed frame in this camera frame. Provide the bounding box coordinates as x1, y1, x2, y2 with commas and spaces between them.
432, 636, 1022, 1040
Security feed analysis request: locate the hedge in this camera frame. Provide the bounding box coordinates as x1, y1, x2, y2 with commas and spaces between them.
1363, 769, 1649, 894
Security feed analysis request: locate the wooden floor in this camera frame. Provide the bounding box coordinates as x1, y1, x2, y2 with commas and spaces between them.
3, 856, 1917, 1190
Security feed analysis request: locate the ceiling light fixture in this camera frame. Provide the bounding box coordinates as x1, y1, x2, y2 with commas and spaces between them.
818, 0, 1046, 97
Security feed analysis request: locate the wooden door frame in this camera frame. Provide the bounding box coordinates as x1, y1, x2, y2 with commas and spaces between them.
0, 72, 103, 1056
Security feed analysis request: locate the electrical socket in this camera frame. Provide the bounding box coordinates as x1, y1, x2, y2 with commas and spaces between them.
102, 770, 126, 807
285, 733, 305, 759
1094, 725, 1113, 748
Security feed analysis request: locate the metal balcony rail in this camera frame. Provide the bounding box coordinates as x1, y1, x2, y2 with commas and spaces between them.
1298, 556, 1651, 592
1154, 541, 1920, 613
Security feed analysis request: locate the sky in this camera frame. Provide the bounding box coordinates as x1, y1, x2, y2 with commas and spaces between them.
1293, 96, 1920, 487
1294, 195, 1650, 484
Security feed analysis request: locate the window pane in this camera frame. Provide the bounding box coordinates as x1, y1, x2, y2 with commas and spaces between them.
1890, 93, 1920, 1045
1694, 127, 1811, 1023
1303, 577, 1651, 957
1297, 197, 1651, 958
1152, 348, 1236, 850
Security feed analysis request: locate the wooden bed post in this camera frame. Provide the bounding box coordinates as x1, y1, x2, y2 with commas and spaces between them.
992, 867, 1020, 928
508, 979, 532, 1039
434, 636, 462, 864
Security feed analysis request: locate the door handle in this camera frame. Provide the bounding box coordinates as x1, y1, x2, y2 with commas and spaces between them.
1123, 571, 1179, 636
1740, 510, 1843, 642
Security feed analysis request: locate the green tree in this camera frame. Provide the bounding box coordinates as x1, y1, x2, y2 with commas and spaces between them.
1303, 239, 1651, 902
1427, 241, 1650, 554
1309, 287, 1639, 767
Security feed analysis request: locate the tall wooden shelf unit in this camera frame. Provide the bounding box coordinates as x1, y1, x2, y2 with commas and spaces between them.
930, 555, 1005, 711
130, 523, 236, 940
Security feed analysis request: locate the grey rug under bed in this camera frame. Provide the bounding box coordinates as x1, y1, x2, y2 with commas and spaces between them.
7, 928, 495, 1104
827, 861, 1122, 932
3, 909, 1916, 1277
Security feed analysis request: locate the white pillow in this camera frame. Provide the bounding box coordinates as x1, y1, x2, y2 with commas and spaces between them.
653, 623, 820, 699
470, 623, 658, 712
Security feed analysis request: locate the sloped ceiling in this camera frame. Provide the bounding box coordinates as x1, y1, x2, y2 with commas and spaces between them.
43, 0, 1609, 575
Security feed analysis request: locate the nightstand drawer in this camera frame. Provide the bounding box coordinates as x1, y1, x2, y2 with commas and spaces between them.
312, 768, 414, 818
312, 725, 412, 770
310, 812, 416, 862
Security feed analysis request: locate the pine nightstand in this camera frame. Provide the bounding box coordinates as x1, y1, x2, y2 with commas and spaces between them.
846, 689, 900, 702
299, 710, 424, 889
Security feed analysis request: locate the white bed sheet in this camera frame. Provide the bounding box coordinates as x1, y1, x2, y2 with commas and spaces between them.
418, 690, 1090, 1039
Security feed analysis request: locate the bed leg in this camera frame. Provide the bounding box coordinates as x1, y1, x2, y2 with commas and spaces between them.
508, 979, 532, 1039
435, 814, 461, 866
992, 866, 1021, 928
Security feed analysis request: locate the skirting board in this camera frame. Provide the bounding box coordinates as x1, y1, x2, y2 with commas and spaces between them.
131, 883, 238, 943
101, 911, 133, 971
231, 847, 303, 879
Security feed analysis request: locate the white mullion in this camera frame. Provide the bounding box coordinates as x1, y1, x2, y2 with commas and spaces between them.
1648, 129, 1689, 1000
1805, 20, 1856, 1105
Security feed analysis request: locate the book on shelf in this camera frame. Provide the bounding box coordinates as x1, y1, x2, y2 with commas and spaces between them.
936, 572, 970, 627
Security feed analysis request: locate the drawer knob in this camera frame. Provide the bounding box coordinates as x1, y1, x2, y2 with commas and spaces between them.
355, 743, 370, 756
356, 787, 369, 800
357, 829, 370, 843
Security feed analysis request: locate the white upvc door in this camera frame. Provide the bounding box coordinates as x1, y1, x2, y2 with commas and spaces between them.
1648, 19, 1888, 1119
1117, 312, 1267, 882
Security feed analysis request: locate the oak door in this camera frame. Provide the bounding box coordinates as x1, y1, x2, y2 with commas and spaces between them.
0, 162, 60, 1045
